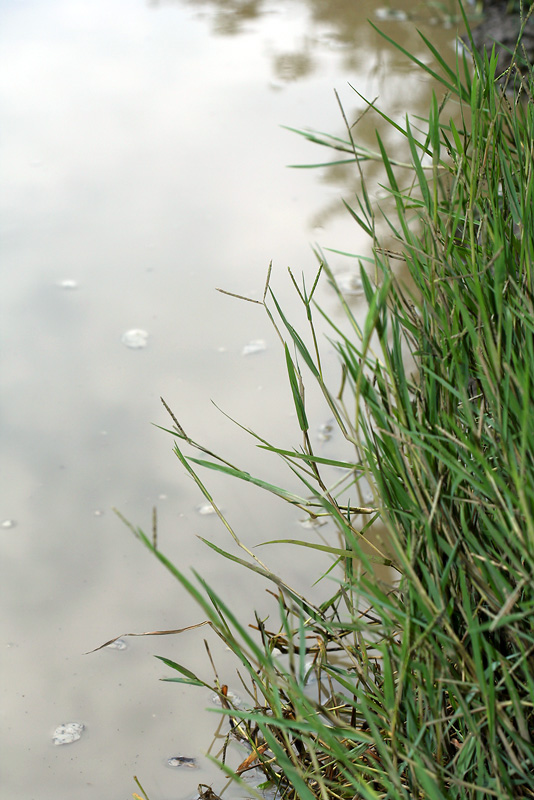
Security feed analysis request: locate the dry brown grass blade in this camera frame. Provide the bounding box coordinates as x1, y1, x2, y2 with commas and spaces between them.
236, 742, 270, 774
197, 784, 223, 800
85, 620, 212, 654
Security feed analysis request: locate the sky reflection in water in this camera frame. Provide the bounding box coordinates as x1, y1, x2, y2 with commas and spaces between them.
0, 1, 460, 797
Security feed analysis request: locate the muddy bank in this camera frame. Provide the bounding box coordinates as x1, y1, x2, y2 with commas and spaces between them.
469, 1, 534, 69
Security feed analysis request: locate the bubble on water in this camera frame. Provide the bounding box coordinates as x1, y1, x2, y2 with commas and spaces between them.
52, 722, 85, 745
57, 279, 78, 290
335, 272, 364, 296
242, 339, 266, 356
158, 494, 167, 500
121, 329, 149, 349
106, 638, 127, 650
211, 689, 242, 708
1, 519, 16, 529
93, 509, 104, 517
196, 503, 217, 516
317, 422, 333, 442
299, 516, 327, 530
375, 8, 408, 21
316, 32, 352, 51
167, 756, 197, 768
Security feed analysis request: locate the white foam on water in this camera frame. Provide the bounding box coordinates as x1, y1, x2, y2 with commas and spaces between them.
241, 338, 266, 356
121, 329, 149, 349
52, 722, 85, 745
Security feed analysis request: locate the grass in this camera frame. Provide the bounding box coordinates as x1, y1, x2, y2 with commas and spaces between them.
117, 4, 534, 798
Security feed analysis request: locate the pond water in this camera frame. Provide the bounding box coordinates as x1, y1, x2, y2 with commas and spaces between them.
1, 1, 462, 797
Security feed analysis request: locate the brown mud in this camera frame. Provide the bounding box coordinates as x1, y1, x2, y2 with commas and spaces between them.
469, 1, 534, 70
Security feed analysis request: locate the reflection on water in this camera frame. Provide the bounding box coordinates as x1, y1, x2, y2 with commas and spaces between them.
0, 1, 462, 797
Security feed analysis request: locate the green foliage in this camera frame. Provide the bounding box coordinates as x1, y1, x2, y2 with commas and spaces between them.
121, 7, 534, 799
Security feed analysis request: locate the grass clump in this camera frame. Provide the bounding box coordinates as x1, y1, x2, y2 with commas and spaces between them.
119, 7, 534, 799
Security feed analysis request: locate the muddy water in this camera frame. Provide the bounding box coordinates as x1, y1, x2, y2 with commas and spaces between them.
1, 2, 462, 797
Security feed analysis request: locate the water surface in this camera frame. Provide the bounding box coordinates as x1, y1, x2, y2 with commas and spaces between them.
0, 1, 461, 797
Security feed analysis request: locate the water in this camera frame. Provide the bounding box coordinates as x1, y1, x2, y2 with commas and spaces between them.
0, 1, 460, 797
